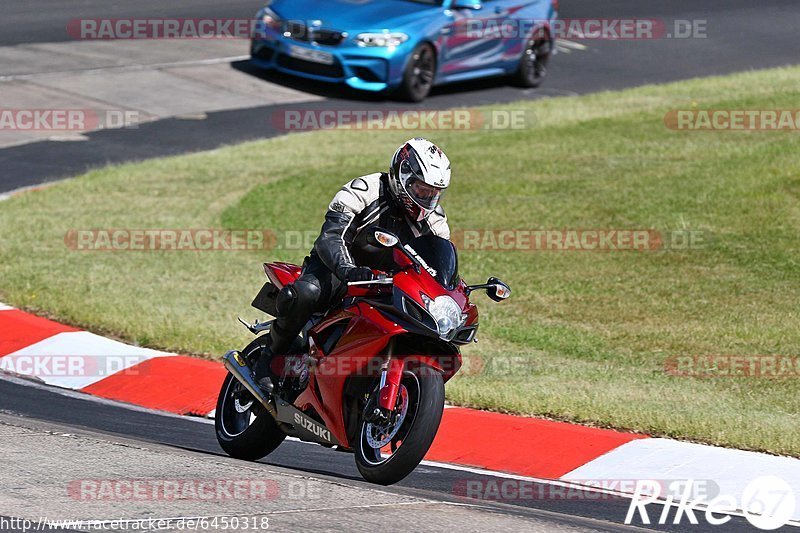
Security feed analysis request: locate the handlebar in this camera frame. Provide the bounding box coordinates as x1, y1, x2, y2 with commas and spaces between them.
347, 275, 394, 287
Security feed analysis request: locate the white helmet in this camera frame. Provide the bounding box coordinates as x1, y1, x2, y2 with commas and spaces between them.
388, 138, 451, 222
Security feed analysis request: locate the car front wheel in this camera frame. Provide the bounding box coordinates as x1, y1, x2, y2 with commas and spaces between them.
397, 43, 436, 102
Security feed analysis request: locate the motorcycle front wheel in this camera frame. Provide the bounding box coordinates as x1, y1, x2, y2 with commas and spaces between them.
354, 364, 445, 485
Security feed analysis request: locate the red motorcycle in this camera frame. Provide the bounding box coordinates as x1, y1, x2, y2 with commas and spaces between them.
215, 228, 510, 485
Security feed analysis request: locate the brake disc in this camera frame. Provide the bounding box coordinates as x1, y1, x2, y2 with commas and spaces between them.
365, 386, 409, 449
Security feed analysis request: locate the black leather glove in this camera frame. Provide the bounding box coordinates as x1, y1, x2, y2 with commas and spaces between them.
345, 266, 374, 283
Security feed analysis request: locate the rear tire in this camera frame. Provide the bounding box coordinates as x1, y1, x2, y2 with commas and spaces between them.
354, 364, 444, 485
397, 43, 436, 102
215, 340, 285, 461
512, 35, 551, 88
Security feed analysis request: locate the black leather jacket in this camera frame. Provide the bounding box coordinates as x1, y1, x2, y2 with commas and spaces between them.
312, 172, 450, 281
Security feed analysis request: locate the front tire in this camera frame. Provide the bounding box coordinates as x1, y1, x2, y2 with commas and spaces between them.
397, 43, 436, 102
354, 364, 445, 485
215, 340, 285, 461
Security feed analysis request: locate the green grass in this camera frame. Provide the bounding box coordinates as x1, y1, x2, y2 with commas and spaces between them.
1, 66, 799, 455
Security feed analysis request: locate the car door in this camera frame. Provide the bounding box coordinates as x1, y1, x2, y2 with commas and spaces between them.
438, 0, 509, 77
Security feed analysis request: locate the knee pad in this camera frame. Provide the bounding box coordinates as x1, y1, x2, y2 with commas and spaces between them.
275, 285, 296, 316
292, 280, 322, 315
275, 280, 321, 317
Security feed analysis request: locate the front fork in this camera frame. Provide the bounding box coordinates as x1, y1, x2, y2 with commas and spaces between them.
378, 355, 405, 412
364, 340, 405, 423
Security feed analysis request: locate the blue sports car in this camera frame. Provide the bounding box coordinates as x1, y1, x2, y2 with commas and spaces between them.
251, 0, 557, 101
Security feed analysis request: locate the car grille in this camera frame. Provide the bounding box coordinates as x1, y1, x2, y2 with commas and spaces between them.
276, 54, 344, 79
284, 22, 345, 46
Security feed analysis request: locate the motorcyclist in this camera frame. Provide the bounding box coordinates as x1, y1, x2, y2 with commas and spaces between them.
253, 138, 452, 391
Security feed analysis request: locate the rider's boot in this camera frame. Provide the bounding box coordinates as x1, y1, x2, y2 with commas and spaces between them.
252, 344, 275, 394
252, 320, 296, 394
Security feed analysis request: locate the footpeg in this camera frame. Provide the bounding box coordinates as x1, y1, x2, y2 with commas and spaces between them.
237, 317, 273, 335
257, 376, 274, 395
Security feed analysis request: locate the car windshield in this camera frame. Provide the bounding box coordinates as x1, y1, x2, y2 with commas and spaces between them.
400, 0, 443, 5
403, 234, 459, 290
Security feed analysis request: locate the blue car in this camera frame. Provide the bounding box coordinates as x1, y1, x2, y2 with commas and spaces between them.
251, 0, 557, 101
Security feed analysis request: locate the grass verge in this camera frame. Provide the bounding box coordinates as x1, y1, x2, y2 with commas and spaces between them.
1, 66, 799, 455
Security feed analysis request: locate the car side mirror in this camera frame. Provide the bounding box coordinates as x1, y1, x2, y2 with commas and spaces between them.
366, 228, 400, 248
452, 0, 482, 10
485, 277, 511, 302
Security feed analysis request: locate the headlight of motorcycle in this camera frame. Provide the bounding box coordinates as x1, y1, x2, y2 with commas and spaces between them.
355, 32, 409, 48
422, 295, 465, 340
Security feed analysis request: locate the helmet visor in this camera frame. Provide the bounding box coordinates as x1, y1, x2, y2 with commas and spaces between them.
405, 177, 443, 211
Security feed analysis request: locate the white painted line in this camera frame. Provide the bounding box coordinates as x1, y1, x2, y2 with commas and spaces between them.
0, 303, 14, 311
48, 134, 89, 143
556, 39, 588, 53
557, 39, 588, 49
0, 183, 58, 202
2, 331, 175, 389
0, 55, 251, 82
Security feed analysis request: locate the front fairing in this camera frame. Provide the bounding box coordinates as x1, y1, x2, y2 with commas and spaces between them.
343, 235, 478, 342
399, 234, 459, 290
390, 235, 478, 343
392, 271, 477, 342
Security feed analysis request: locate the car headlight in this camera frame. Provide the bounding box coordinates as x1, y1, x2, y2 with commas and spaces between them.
355, 32, 408, 48
258, 7, 282, 31
422, 295, 465, 340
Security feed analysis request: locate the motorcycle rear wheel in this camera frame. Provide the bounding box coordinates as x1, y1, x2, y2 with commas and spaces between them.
215, 339, 285, 461
355, 364, 445, 485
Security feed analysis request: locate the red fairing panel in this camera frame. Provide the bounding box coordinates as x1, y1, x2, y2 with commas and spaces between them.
294, 302, 407, 447
264, 262, 302, 288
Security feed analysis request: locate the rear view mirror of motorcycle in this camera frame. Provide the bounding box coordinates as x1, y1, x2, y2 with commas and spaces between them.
487, 278, 511, 302
366, 227, 400, 248
468, 277, 512, 302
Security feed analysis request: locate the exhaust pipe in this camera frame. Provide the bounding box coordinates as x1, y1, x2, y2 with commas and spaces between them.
222, 350, 278, 419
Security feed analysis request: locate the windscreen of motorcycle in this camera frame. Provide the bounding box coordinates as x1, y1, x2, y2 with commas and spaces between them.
403, 234, 459, 290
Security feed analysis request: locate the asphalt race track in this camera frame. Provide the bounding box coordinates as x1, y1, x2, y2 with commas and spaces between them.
0, 375, 772, 532
1, 0, 799, 192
